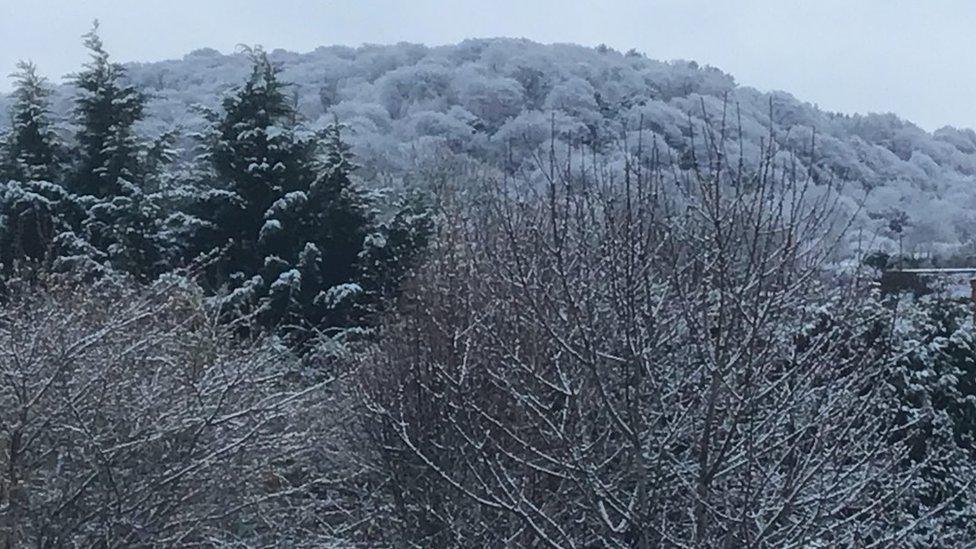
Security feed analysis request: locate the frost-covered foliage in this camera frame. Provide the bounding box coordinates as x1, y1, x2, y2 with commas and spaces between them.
879, 292, 976, 546
0, 35, 433, 340
69, 21, 149, 199
2, 39, 973, 256
0, 180, 84, 273
182, 49, 433, 338
0, 277, 375, 547
0, 62, 62, 184
359, 132, 976, 547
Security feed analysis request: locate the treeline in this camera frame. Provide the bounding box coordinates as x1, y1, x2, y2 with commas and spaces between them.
12, 37, 976, 258
0, 24, 432, 340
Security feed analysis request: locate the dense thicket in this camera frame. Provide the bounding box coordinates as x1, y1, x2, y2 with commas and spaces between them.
2, 125, 973, 547
357, 130, 976, 547
0, 277, 373, 547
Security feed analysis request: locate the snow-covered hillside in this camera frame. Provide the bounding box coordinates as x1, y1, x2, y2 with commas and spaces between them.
5, 38, 976, 257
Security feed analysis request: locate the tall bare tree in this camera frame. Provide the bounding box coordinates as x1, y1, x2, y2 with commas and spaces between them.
360, 110, 971, 547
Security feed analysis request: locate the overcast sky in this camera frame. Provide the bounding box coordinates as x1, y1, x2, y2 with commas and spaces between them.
1, 0, 974, 131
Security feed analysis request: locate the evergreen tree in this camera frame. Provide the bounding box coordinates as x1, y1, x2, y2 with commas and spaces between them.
262, 124, 375, 330
83, 192, 163, 281
0, 180, 85, 274
208, 47, 318, 277
199, 48, 340, 331
0, 62, 81, 276
198, 49, 433, 339
1, 61, 61, 183
64, 22, 170, 280
70, 21, 146, 199
357, 189, 435, 316
154, 105, 236, 268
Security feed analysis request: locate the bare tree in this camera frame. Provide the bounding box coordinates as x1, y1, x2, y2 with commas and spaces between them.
0, 275, 372, 548
360, 110, 971, 547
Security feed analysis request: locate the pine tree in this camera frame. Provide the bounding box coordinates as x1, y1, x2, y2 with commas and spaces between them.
0, 180, 86, 275
254, 124, 434, 335
182, 49, 434, 341
83, 192, 163, 281
62, 22, 171, 280
357, 188, 435, 316
1, 61, 61, 183
267, 124, 376, 330
208, 47, 319, 278
197, 50, 369, 336
0, 62, 81, 276
70, 21, 146, 199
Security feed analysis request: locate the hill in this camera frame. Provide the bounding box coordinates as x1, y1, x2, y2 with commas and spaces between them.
4, 38, 976, 258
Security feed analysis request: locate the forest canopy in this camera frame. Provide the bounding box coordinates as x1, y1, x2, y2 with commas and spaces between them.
4, 37, 975, 262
